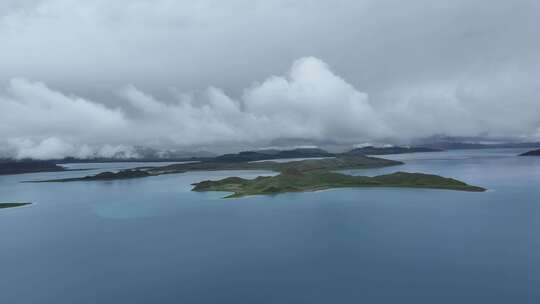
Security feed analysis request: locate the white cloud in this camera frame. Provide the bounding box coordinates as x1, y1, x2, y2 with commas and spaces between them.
1, 0, 539, 159
380, 68, 540, 140
243, 57, 389, 140
0, 57, 388, 158
1, 56, 539, 159
7, 137, 75, 160
1, 78, 126, 138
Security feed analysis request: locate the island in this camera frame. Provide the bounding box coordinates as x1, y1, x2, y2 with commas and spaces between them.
192, 169, 486, 198
0, 202, 32, 209
520, 148, 540, 156
29, 155, 486, 197
3, 146, 447, 178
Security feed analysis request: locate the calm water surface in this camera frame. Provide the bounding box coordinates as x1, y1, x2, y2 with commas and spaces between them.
1, 149, 540, 303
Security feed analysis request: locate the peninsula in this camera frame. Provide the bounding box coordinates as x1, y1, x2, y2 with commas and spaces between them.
520, 149, 540, 156
0, 202, 32, 209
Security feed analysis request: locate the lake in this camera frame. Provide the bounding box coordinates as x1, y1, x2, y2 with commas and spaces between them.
1, 149, 540, 303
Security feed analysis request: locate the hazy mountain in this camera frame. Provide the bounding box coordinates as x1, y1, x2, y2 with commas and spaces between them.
345, 146, 442, 155
0, 159, 65, 175
210, 148, 334, 163
413, 136, 540, 150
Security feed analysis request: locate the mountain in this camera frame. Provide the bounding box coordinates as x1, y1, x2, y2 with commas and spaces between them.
209, 148, 334, 163
520, 149, 540, 156
344, 146, 442, 155
131, 147, 216, 159
0, 159, 65, 175
426, 142, 540, 150
413, 136, 540, 150
53, 148, 216, 164
55, 156, 200, 164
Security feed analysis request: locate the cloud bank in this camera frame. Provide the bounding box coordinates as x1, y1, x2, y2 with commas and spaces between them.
1, 57, 539, 159
1, 1, 540, 158
0, 58, 388, 158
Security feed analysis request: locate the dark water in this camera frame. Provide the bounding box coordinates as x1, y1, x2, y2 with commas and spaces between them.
1, 149, 540, 303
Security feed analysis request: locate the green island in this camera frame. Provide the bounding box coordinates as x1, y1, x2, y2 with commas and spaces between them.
0, 202, 32, 209
28, 155, 486, 197
192, 169, 486, 198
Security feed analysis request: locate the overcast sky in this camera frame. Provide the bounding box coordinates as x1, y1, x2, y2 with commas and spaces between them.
1, 0, 539, 158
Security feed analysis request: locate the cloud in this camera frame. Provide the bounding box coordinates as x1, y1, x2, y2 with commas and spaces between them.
1, 0, 539, 94
0, 77, 127, 147
380, 67, 540, 140
243, 57, 389, 140
2, 55, 540, 159
0, 1, 539, 158
117, 57, 389, 146
0, 77, 141, 159
0, 57, 386, 158
7, 137, 76, 160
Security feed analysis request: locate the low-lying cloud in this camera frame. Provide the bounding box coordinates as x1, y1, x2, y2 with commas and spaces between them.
1, 56, 539, 159
1, 0, 539, 159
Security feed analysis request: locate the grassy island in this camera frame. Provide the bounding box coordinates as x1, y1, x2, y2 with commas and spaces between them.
192, 169, 486, 198
0, 202, 31, 209
26, 155, 485, 197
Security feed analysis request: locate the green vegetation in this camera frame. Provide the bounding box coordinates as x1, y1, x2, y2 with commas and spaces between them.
148, 155, 402, 174
25, 154, 485, 198
31, 155, 402, 182
0, 202, 31, 209
192, 170, 486, 198
207, 148, 333, 162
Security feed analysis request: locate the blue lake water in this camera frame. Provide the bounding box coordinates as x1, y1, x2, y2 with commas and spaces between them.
1, 149, 540, 303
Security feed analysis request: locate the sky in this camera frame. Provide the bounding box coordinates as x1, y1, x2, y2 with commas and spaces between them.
1, 0, 539, 158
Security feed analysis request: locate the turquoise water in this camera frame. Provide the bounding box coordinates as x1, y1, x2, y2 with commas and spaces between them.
1, 149, 540, 303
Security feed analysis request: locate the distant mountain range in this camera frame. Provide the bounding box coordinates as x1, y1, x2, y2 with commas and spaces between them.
0, 160, 65, 175
0, 146, 416, 175
130, 147, 217, 159
44, 147, 217, 164
4, 142, 540, 176
42, 148, 217, 164
345, 146, 442, 155
209, 148, 334, 163
425, 142, 540, 150
209, 146, 448, 162
412, 136, 540, 150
